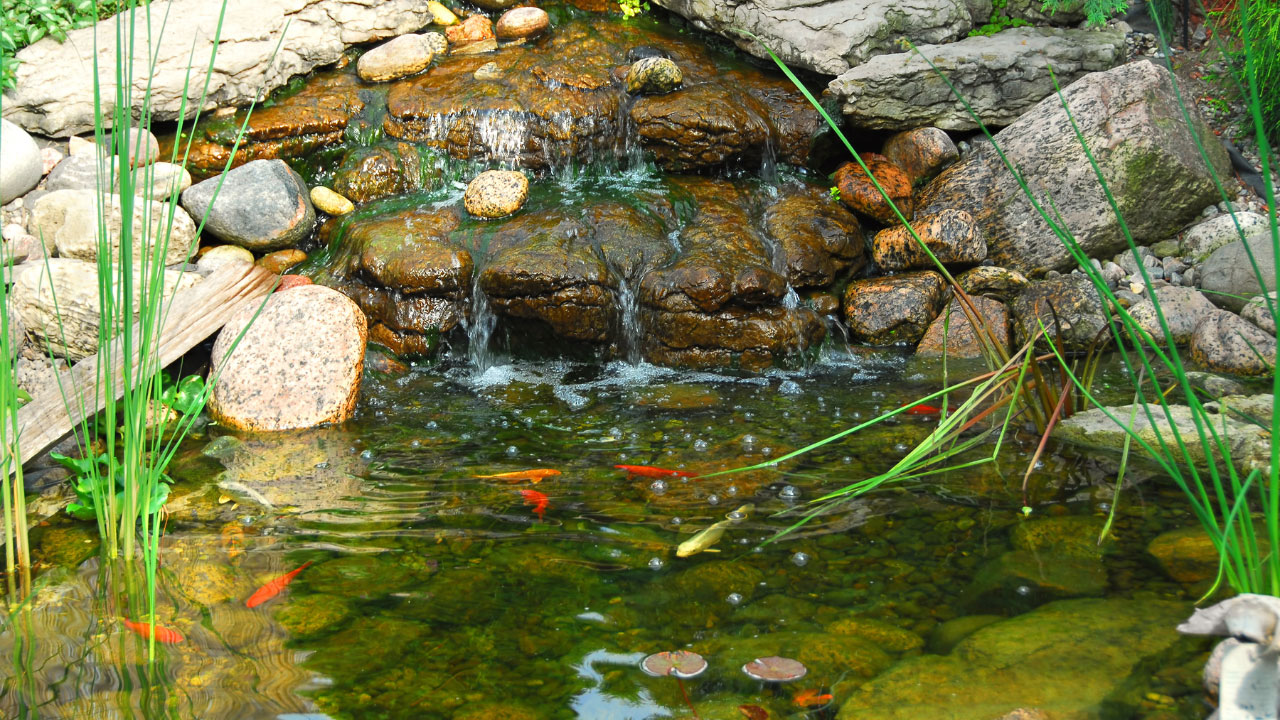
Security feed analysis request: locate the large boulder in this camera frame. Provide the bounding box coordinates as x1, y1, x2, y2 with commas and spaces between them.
1009, 275, 1108, 351
181, 159, 315, 252
843, 271, 948, 346
1, 119, 43, 203
28, 189, 198, 264
830, 27, 1125, 132
1, 0, 437, 137
1190, 309, 1276, 377
1127, 285, 1216, 346
1199, 232, 1277, 311
917, 60, 1230, 275
650, 0, 985, 76
207, 284, 367, 431
11, 258, 201, 361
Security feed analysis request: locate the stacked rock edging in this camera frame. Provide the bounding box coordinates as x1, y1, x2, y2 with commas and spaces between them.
1, 0, 438, 137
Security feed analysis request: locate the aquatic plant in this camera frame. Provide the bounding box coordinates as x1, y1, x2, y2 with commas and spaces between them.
641, 650, 707, 719
0, 232, 30, 580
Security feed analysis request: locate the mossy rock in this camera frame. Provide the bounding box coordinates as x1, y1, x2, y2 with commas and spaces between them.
298, 554, 423, 599
399, 569, 504, 625
305, 616, 428, 676
836, 598, 1194, 720
275, 593, 352, 638
672, 560, 765, 604
1146, 525, 1268, 585
964, 549, 1106, 613
927, 614, 1004, 654
1011, 516, 1113, 560
33, 523, 100, 568
174, 560, 242, 606
452, 702, 543, 720
825, 616, 925, 653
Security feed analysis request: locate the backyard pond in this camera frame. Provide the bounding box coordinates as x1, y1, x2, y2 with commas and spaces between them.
5, 349, 1219, 720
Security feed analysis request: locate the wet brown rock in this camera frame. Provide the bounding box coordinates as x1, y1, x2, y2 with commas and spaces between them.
647, 306, 825, 370
471, 0, 521, 9
834, 154, 914, 225
454, 37, 499, 56
480, 212, 613, 342
1009, 275, 1108, 351
584, 202, 675, 280
464, 170, 529, 218
348, 208, 468, 296
357, 34, 436, 82
496, 7, 550, 41
446, 15, 495, 50
640, 194, 785, 313
882, 126, 959, 186
871, 208, 982, 271
332, 144, 443, 204
257, 249, 307, 275
208, 284, 367, 431
843, 271, 947, 346
1190, 309, 1277, 377
762, 183, 865, 288
956, 266, 1030, 299
1147, 526, 1223, 584
631, 84, 771, 171
369, 322, 441, 356
626, 57, 683, 94
916, 296, 1010, 358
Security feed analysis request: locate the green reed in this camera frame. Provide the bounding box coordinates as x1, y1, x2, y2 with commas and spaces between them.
1, 219, 30, 579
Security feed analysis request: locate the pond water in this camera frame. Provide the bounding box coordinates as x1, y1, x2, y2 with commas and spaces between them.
6, 350, 1213, 720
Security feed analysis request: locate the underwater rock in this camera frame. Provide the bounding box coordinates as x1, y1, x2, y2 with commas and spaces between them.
695, 632, 893, 682
917, 60, 1229, 275
836, 599, 1191, 720
1190, 309, 1277, 377
274, 593, 353, 638
181, 159, 315, 252
464, 169, 530, 218
824, 616, 925, 653
1008, 275, 1108, 352
964, 549, 1107, 611
257, 248, 307, 275
833, 154, 913, 225
626, 57, 683, 94
446, 15, 496, 51
762, 183, 865, 288
882, 126, 958, 186
357, 34, 436, 83
672, 560, 765, 604
333, 144, 444, 204
955, 266, 1030, 300
1127, 285, 1215, 346
310, 186, 354, 215
926, 614, 1003, 654
1011, 516, 1112, 560
1199, 232, 1278, 311
208, 284, 366, 431
496, 7, 550, 41
473, 61, 504, 81
29, 188, 198, 264
1147, 526, 1238, 585
830, 27, 1125, 131
915, 296, 1009, 358
843, 271, 947, 346
174, 560, 243, 607
871, 208, 982, 271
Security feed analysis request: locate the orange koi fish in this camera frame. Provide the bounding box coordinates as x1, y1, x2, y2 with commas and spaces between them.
122, 618, 184, 644
474, 469, 561, 484
792, 689, 833, 707
519, 489, 548, 521
614, 464, 695, 478
220, 522, 245, 560
904, 403, 942, 416
246, 561, 313, 608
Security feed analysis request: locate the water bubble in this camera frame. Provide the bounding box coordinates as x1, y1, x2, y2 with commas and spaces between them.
610, 427, 621, 437
842, 456, 852, 464
693, 439, 709, 452
1097, 502, 1112, 512
671, 517, 682, 525
410, 439, 421, 448
726, 510, 746, 521
725, 593, 743, 605
762, 447, 773, 457
426, 420, 438, 430
871, 391, 885, 399
506, 445, 519, 456
707, 494, 721, 505
650, 479, 668, 494
315, 461, 330, 469
648, 557, 665, 570
460, 432, 473, 441
360, 449, 374, 460
778, 485, 801, 500
725, 485, 738, 496
1015, 585, 1033, 596
894, 443, 909, 453
741, 435, 757, 452
791, 552, 810, 567
779, 380, 802, 395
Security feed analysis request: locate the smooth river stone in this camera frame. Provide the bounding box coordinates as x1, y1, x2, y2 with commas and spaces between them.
208, 284, 367, 432
311, 186, 354, 215
496, 7, 550, 41
357, 34, 435, 82
463, 170, 528, 218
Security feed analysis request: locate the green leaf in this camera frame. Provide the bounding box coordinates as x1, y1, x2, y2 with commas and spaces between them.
66, 503, 97, 521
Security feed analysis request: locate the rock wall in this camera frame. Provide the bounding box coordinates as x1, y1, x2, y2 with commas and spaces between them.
1, 0, 436, 137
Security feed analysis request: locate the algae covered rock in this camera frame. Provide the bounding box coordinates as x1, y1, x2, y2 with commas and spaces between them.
672, 560, 764, 604
275, 593, 353, 638
626, 57, 683, 94
824, 616, 925, 653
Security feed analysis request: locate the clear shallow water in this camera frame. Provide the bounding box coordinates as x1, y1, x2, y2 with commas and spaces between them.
4, 351, 1213, 720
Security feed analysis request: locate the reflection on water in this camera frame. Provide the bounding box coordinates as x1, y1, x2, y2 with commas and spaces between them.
4, 355, 1209, 719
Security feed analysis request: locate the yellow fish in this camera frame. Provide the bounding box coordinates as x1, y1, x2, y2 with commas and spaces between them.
473, 468, 562, 484
676, 504, 753, 557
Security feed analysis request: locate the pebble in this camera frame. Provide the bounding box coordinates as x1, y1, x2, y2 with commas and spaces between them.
196, 244, 255, 275
427, 0, 458, 25
257, 248, 307, 275
311, 186, 354, 215
625, 57, 683, 95
474, 62, 504, 81
495, 7, 550, 41
463, 170, 529, 218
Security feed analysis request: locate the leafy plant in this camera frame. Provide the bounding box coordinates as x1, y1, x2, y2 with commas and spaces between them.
828, 185, 841, 202
1041, 0, 1128, 26
969, 0, 1030, 37
50, 452, 172, 522
619, 0, 649, 19
158, 372, 206, 417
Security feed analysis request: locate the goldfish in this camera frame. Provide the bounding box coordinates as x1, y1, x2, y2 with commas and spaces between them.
122, 618, 184, 644
793, 689, 833, 707
519, 489, 548, 521
738, 705, 769, 720
904, 403, 942, 415
676, 504, 753, 558
220, 522, 245, 560
474, 469, 561, 484
246, 561, 313, 608
615, 464, 696, 478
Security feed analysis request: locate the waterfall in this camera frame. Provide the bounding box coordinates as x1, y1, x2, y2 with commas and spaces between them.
466, 281, 498, 373
616, 278, 643, 365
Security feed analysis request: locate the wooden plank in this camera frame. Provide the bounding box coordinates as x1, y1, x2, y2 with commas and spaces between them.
15, 263, 277, 467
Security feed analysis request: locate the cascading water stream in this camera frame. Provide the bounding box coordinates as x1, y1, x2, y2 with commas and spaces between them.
466, 280, 498, 374
615, 278, 644, 365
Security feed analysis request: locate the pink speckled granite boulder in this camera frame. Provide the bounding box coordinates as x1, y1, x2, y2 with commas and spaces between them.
208, 284, 367, 431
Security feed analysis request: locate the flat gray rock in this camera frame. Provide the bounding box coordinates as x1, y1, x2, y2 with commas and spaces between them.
1199, 233, 1277, 311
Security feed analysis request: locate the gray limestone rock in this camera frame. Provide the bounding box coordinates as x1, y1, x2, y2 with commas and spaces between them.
1199, 233, 1277, 311
181, 159, 315, 252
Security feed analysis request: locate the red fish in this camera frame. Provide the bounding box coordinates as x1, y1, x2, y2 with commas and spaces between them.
474, 469, 561, 484
792, 689, 833, 707
246, 561, 312, 608
904, 403, 942, 416
614, 464, 695, 478
122, 618, 184, 644
519, 489, 548, 521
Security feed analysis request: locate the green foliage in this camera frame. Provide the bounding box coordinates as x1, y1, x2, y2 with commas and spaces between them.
1243, 0, 1280, 147
619, 0, 649, 19
158, 372, 206, 417
1041, 0, 1128, 26
969, 0, 1030, 37
828, 185, 841, 201
51, 452, 172, 522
